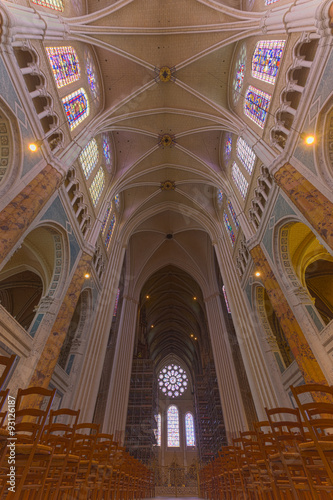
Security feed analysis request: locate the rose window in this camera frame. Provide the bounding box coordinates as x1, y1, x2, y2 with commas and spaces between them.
158, 364, 188, 398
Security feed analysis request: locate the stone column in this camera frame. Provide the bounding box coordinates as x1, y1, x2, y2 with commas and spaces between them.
274, 163, 333, 252
104, 295, 138, 442
0, 164, 62, 267
204, 291, 248, 442
214, 237, 290, 419
28, 251, 92, 391
250, 244, 328, 389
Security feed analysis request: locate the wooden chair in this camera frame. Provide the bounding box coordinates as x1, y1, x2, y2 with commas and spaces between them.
291, 383, 333, 497
0, 354, 16, 390
41, 408, 81, 499
253, 420, 281, 500
266, 406, 317, 499
0, 386, 56, 499
71, 423, 100, 499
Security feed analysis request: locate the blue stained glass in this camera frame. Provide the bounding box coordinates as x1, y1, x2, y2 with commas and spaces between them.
252, 40, 285, 84
167, 405, 180, 447
103, 139, 111, 163
105, 214, 115, 249
224, 133, 232, 165
155, 413, 161, 446
113, 288, 120, 317
224, 211, 235, 246
86, 54, 98, 99
185, 413, 195, 447
235, 63, 245, 92
244, 86, 271, 128
236, 137, 256, 175
222, 285, 231, 314
217, 189, 223, 205
114, 194, 120, 209
62, 89, 89, 130
227, 200, 239, 230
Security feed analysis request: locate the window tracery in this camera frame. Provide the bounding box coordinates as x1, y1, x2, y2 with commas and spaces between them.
46, 47, 80, 88
232, 162, 248, 199
244, 86, 271, 128
167, 405, 180, 447
252, 40, 285, 84
89, 167, 105, 207
227, 200, 239, 230
62, 89, 89, 130
158, 364, 188, 398
79, 139, 99, 180
236, 137, 256, 175
185, 412, 195, 446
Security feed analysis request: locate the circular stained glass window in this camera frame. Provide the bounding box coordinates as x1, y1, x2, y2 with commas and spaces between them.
158, 364, 188, 398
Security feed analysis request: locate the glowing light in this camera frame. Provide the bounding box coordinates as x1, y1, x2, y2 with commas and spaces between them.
193, 296, 197, 300
146, 295, 150, 299
84, 273, 90, 279
255, 271, 261, 277
304, 135, 315, 145
29, 143, 38, 152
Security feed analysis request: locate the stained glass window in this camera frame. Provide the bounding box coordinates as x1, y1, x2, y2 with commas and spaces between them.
244, 86, 271, 128
89, 167, 105, 207
232, 162, 249, 199
224, 133, 232, 166
155, 413, 161, 447
252, 40, 285, 84
103, 138, 111, 164
222, 285, 231, 314
113, 288, 120, 317
227, 200, 239, 230
265, 0, 280, 5
62, 89, 89, 130
236, 137, 256, 175
235, 63, 245, 92
32, 0, 63, 11
79, 139, 99, 180
105, 214, 115, 249
114, 194, 120, 210
158, 364, 188, 398
223, 212, 235, 246
46, 47, 80, 88
217, 189, 223, 206
167, 405, 180, 447
101, 206, 111, 234
233, 44, 246, 105
85, 53, 98, 99
185, 413, 195, 447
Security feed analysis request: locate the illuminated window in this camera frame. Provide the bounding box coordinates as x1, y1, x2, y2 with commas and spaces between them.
217, 189, 223, 206
155, 413, 161, 446
105, 214, 115, 249
265, 0, 280, 5
113, 288, 120, 317
62, 89, 89, 130
244, 86, 271, 128
32, 0, 63, 11
185, 413, 195, 447
227, 200, 239, 230
103, 138, 111, 164
79, 139, 99, 180
167, 405, 180, 447
89, 167, 105, 207
235, 63, 245, 92
224, 133, 232, 165
252, 40, 285, 84
232, 162, 248, 199
85, 53, 98, 99
222, 285, 231, 314
223, 212, 235, 246
114, 194, 120, 210
46, 47, 80, 88
236, 137, 256, 175
158, 364, 188, 398
101, 206, 111, 234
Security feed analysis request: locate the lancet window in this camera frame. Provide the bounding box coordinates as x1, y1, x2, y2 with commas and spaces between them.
227, 200, 239, 230
236, 137, 256, 175
62, 89, 89, 130
79, 139, 99, 180
232, 162, 248, 199
46, 47, 80, 88
223, 212, 235, 246
185, 412, 195, 446
105, 214, 115, 249
89, 167, 105, 207
252, 40, 285, 84
244, 86, 271, 128
167, 405, 180, 447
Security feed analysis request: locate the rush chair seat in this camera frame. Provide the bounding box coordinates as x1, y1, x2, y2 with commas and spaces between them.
0, 386, 56, 499
290, 383, 333, 497
253, 420, 281, 500
71, 422, 100, 499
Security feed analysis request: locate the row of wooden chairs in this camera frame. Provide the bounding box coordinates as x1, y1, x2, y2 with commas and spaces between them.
0, 356, 154, 499
199, 383, 333, 500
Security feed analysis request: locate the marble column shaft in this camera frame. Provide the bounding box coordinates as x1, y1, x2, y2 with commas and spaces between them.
250, 244, 327, 388
275, 163, 333, 251
0, 164, 62, 266
28, 251, 92, 391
